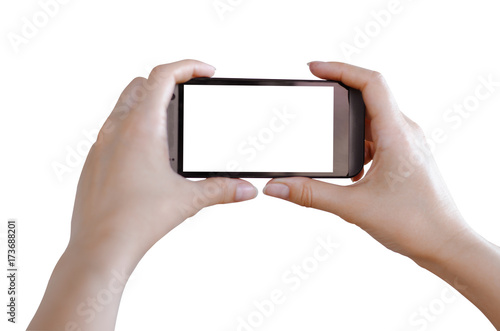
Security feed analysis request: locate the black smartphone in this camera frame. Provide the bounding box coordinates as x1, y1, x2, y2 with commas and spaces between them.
167, 77, 365, 178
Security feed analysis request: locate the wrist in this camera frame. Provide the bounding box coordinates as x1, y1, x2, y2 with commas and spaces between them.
65, 233, 140, 281
412, 226, 500, 328
413, 225, 484, 276
28, 239, 135, 330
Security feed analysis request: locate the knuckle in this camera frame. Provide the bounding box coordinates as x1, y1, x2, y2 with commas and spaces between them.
405, 118, 426, 139
114, 104, 131, 121
122, 77, 148, 106
96, 119, 116, 144
204, 177, 230, 204
298, 180, 314, 208
215, 178, 230, 202
149, 65, 175, 86
130, 76, 146, 86
95, 129, 106, 144
149, 65, 166, 80
370, 70, 386, 84
93, 132, 105, 148
129, 85, 147, 103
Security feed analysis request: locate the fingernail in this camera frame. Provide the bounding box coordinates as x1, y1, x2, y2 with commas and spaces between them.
235, 183, 257, 202
263, 183, 290, 199
307, 61, 323, 66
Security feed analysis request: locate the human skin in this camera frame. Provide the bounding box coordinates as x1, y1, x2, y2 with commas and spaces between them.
28, 60, 500, 330
264, 61, 500, 329
27, 60, 258, 330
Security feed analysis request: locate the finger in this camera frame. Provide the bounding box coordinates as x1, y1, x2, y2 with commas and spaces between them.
192, 177, 258, 208
308, 61, 405, 128
145, 59, 216, 115
365, 117, 372, 142
263, 177, 355, 217
351, 141, 375, 182
365, 140, 375, 165
351, 168, 365, 182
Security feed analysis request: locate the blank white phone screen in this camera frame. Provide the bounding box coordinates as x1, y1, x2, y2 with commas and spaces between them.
182, 85, 334, 173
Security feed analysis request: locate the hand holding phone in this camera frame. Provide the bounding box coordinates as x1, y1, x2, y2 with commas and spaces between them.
264, 61, 500, 329
265, 61, 472, 264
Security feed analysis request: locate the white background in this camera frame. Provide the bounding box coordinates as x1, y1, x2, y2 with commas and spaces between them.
1, 0, 499, 330
183, 85, 334, 172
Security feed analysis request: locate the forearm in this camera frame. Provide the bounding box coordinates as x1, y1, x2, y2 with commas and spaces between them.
416, 228, 500, 328
28, 242, 135, 331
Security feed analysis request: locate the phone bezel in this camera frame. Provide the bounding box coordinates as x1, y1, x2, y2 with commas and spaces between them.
167, 77, 364, 178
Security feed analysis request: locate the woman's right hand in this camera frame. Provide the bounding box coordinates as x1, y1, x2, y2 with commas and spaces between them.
264, 61, 472, 264
264, 61, 500, 329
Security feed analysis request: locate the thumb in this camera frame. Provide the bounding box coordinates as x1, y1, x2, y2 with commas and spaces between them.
193, 177, 258, 208
263, 177, 354, 216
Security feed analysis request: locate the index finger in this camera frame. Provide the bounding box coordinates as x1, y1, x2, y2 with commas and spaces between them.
145, 59, 216, 115
308, 61, 403, 124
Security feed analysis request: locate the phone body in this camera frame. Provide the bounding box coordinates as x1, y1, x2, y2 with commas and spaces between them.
167, 77, 365, 178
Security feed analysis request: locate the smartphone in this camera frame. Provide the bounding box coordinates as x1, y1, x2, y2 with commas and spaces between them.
167, 77, 365, 178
